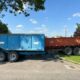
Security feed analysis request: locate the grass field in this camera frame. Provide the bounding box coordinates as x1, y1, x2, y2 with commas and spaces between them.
62, 55, 80, 64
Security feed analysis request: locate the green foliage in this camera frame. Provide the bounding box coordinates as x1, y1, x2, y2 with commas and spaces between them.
0, 21, 10, 34
74, 23, 80, 37
0, 0, 45, 33
76, 23, 80, 31
0, 0, 45, 17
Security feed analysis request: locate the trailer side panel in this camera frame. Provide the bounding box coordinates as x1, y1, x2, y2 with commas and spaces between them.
0, 34, 45, 51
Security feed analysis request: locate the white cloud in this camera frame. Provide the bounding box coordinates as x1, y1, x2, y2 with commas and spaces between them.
14, 25, 24, 34
67, 17, 72, 20
16, 25, 23, 28
36, 26, 48, 33
29, 19, 38, 24
29, 31, 35, 34
28, 25, 48, 35
72, 12, 80, 17
67, 12, 80, 20
41, 24, 47, 27
28, 25, 59, 37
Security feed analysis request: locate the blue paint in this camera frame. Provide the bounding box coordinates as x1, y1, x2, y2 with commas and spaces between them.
32, 35, 44, 51
8, 35, 20, 50
20, 35, 32, 50
19, 51, 45, 55
0, 34, 45, 52
0, 35, 8, 49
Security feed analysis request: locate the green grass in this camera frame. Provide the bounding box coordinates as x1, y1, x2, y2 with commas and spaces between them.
63, 55, 80, 64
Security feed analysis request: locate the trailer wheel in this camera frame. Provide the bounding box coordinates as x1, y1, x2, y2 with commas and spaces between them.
0, 52, 6, 62
64, 47, 72, 55
8, 52, 18, 62
73, 47, 80, 55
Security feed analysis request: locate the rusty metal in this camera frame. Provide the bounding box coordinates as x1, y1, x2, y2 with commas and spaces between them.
45, 37, 80, 48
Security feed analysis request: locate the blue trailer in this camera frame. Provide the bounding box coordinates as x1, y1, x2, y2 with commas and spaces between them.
0, 34, 45, 62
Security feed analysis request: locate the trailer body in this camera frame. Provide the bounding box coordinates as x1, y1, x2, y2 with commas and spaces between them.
46, 37, 80, 48
0, 34, 45, 55
45, 37, 80, 55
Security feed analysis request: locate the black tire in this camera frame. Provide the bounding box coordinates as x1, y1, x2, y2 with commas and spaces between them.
0, 52, 6, 62
73, 47, 80, 55
8, 52, 18, 62
64, 47, 72, 55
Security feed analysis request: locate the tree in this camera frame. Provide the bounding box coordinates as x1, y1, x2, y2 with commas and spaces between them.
0, 0, 45, 34
0, 0, 45, 17
74, 23, 80, 37
0, 21, 10, 34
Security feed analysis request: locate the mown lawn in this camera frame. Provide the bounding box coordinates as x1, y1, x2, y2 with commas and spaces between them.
63, 55, 80, 64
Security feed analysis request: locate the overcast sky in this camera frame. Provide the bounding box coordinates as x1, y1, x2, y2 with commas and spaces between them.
1, 0, 80, 37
